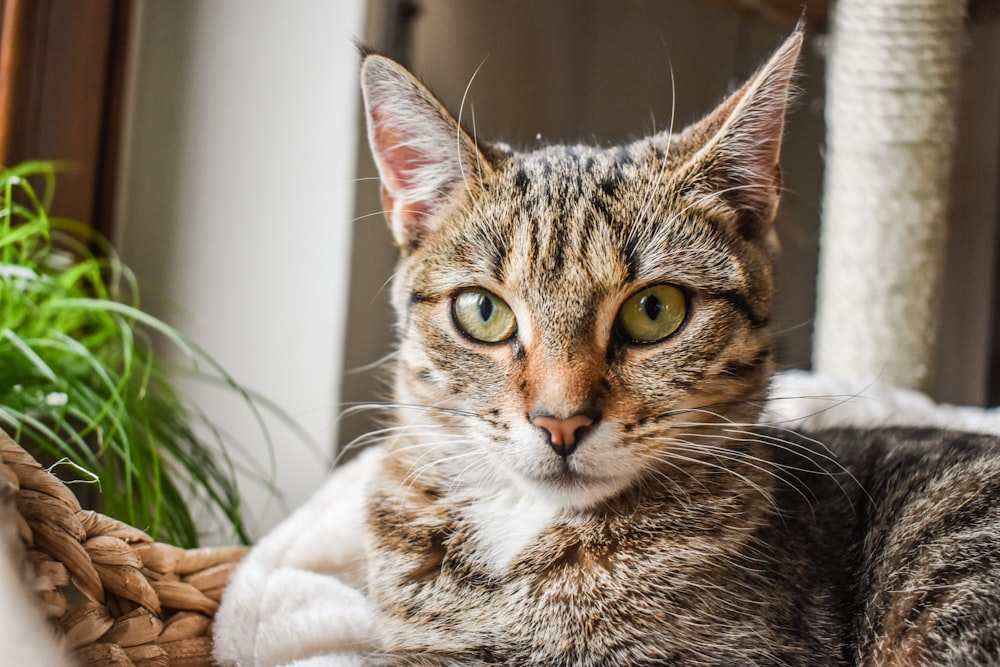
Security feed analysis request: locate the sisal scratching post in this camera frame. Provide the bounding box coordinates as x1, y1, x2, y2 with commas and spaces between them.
813, 0, 965, 391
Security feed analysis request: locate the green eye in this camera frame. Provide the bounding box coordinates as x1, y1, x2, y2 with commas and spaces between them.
618, 284, 687, 343
453, 289, 517, 343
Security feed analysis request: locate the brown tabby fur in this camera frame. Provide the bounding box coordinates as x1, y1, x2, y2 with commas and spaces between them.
359, 26, 1000, 666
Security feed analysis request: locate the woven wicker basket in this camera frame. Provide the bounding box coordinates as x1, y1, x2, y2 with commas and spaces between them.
0, 428, 247, 666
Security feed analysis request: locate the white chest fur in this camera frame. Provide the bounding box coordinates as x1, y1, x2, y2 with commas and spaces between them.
462, 486, 562, 574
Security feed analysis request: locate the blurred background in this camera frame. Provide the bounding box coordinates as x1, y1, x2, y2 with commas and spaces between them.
2, 0, 998, 538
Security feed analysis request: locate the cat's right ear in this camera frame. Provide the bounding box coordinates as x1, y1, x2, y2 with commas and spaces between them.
361, 55, 490, 249
664, 24, 803, 246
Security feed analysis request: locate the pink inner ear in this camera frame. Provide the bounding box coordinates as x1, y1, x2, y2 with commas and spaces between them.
371, 112, 439, 239
371, 115, 426, 195
379, 184, 432, 233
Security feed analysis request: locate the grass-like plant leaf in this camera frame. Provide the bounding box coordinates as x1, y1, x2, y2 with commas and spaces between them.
0, 161, 283, 547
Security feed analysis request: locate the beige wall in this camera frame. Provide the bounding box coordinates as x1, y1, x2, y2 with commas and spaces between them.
117, 0, 365, 538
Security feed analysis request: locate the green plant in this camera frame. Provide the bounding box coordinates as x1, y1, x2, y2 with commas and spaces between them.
0, 161, 274, 547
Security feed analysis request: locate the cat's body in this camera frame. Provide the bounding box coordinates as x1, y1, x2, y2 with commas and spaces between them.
359, 26, 1000, 665
369, 427, 1000, 665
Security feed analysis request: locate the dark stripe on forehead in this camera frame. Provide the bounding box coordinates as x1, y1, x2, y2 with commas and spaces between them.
528, 214, 541, 268
592, 196, 611, 222
514, 168, 530, 195
600, 178, 620, 199
545, 214, 568, 275
622, 235, 641, 283
485, 229, 509, 277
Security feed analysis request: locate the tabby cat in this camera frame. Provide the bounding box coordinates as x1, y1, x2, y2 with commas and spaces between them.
360, 26, 1000, 665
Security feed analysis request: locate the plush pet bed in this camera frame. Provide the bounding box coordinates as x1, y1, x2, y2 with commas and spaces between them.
211, 371, 1000, 666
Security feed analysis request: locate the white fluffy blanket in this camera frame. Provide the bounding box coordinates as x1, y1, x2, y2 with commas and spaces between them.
212, 371, 1000, 666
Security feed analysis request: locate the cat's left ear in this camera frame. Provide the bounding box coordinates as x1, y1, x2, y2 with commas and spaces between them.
361, 54, 492, 249
669, 23, 804, 242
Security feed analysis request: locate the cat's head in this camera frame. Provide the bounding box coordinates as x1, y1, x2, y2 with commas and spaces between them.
361, 27, 802, 510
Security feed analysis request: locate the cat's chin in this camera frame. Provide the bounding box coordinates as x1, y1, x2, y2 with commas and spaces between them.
511, 468, 632, 512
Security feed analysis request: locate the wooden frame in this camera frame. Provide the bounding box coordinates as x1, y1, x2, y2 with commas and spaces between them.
0, 0, 131, 238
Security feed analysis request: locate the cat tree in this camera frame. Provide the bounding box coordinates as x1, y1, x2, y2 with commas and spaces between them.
812, 0, 965, 391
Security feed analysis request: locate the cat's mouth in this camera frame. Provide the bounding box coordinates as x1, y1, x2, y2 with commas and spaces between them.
518, 461, 632, 509
537, 464, 590, 485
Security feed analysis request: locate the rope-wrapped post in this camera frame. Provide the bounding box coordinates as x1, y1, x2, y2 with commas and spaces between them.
813, 0, 965, 391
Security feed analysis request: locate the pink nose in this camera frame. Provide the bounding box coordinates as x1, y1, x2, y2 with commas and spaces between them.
531, 413, 594, 459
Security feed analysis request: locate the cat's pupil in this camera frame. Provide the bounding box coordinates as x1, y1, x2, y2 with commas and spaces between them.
641, 294, 663, 321
478, 295, 494, 322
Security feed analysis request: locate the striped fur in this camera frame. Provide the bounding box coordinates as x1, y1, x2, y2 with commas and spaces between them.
359, 25, 1000, 665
